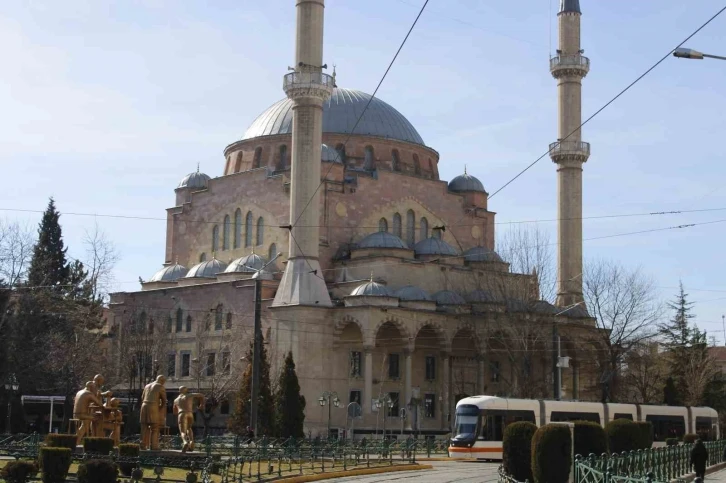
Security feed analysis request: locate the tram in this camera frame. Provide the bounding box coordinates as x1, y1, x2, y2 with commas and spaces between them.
449, 395, 719, 460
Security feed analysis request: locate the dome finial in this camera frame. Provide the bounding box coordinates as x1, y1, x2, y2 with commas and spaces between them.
332, 64, 337, 88
251, 245, 255, 255
175, 256, 179, 264
196, 162, 200, 173
464, 164, 467, 175
370, 271, 374, 282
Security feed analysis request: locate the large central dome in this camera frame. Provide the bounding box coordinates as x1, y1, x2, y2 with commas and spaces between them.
242, 88, 425, 145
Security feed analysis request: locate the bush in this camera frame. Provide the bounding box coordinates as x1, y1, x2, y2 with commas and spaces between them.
83, 437, 115, 455
39, 447, 72, 483
77, 459, 119, 483
118, 443, 140, 476
503, 421, 537, 482
606, 419, 641, 454
683, 433, 699, 444
532, 424, 572, 483
44, 434, 77, 451
0, 460, 39, 483
666, 438, 679, 446
634, 421, 653, 450
573, 421, 608, 457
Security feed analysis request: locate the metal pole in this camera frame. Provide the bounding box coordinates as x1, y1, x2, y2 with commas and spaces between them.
327, 395, 331, 438
250, 277, 263, 436
552, 322, 560, 400
6, 398, 11, 433
703, 53, 726, 61
49, 397, 54, 433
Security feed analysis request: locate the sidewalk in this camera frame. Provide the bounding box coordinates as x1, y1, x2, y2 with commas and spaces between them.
708, 468, 726, 482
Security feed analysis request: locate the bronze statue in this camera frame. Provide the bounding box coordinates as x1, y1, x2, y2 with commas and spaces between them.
173, 386, 205, 452
140, 375, 167, 451
101, 398, 123, 447
73, 381, 103, 445
92, 374, 113, 437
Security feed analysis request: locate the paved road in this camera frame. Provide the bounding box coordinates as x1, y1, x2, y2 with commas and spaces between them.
327, 461, 500, 482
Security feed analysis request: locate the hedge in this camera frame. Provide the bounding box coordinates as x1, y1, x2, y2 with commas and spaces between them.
606, 419, 641, 454
118, 443, 140, 476
77, 459, 119, 483
532, 424, 572, 483
39, 447, 72, 483
666, 438, 679, 446
83, 437, 115, 455
683, 433, 699, 444
44, 434, 77, 451
503, 421, 537, 482
573, 421, 608, 457
634, 421, 653, 450
0, 460, 39, 483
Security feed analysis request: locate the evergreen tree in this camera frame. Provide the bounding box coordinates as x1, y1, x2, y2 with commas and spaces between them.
228, 336, 274, 436
663, 377, 680, 406
659, 282, 696, 403
274, 351, 306, 438
26, 198, 69, 291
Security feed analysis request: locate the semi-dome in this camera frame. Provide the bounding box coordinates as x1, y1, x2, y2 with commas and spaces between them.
350, 280, 394, 297
414, 237, 459, 257
186, 258, 228, 279
242, 88, 425, 146
178, 166, 211, 190
465, 290, 496, 303
448, 171, 486, 193
395, 285, 432, 301
432, 290, 466, 305
321, 144, 342, 163
225, 253, 277, 274
463, 246, 504, 263
149, 263, 188, 282
357, 232, 409, 250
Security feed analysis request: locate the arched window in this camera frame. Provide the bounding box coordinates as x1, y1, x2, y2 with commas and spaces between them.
223, 215, 231, 250
176, 308, 183, 332
226, 312, 233, 330
364, 146, 375, 171
234, 209, 242, 249
268, 243, 278, 261
335, 144, 346, 165
234, 152, 243, 173
148, 317, 154, 334
391, 149, 401, 171
199, 252, 207, 262
253, 147, 262, 169
420, 217, 429, 240
392, 213, 402, 238
245, 211, 254, 247
378, 218, 388, 232
186, 315, 192, 332
406, 210, 415, 246
413, 154, 421, 175
256, 217, 264, 246
212, 225, 219, 253
277, 145, 288, 171
215, 304, 223, 330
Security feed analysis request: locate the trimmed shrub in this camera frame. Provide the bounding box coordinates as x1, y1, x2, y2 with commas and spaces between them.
683, 433, 699, 444
83, 437, 115, 455
503, 421, 537, 482
39, 447, 72, 483
634, 421, 653, 450
573, 421, 608, 457
666, 438, 679, 446
606, 419, 641, 454
118, 443, 140, 476
0, 460, 39, 483
77, 459, 119, 483
44, 434, 77, 451
532, 424, 572, 483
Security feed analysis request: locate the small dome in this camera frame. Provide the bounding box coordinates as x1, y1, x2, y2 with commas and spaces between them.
506, 298, 530, 313
395, 285, 432, 301
358, 232, 409, 250
533, 300, 559, 314
225, 253, 278, 274
465, 290, 495, 303
432, 290, 466, 305
178, 167, 211, 190
414, 237, 459, 257
463, 246, 504, 263
186, 258, 228, 279
321, 144, 343, 163
448, 171, 486, 193
149, 263, 188, 282
350, 280, 394, 297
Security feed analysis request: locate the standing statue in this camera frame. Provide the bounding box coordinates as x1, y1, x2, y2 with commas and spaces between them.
173, 387, 205, 452
92, 374, 113, 436
140, 375, 167, 451
73, 381, 103, 445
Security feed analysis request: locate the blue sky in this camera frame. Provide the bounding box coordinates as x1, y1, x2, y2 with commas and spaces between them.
1, 1, 725, 339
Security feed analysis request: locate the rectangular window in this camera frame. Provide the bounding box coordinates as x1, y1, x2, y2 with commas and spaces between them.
167, 353, 176, 378
222, 351, 230, 375
490, 361, 500, 382
176, 311, 183, 333
166, 317, 173, 333
349, 390, 362, 417
613, 413, 633, 421
425, 356, 436, 381
186, 316, 192, 332
388, 354, 400, 379
215, 308, 223, 331
225, 313, 232, 330
551, 411, 601, 424
350, 351, 362, 377
220, 400, 230, 415
206, 353, 216, 376
646, 415, 685, 442
181, 352, 191, 377
388, 392, 400, 417
424, 393, 436, 418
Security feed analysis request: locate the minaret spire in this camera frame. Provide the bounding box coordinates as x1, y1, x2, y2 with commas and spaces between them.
550, 0, 590, 310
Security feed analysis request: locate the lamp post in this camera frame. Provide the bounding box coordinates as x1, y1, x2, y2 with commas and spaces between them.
407, 398, 422, 439
4, 374, 19, 434
673, 47, 726, 61
318, 391, 340, 439
374, 394, 394, 440
398, 408, 407, 436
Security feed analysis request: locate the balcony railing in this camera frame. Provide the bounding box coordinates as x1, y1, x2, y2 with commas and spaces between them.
283, 71, 335, 92
550, 54, 590, 75
549, 140, 591, 157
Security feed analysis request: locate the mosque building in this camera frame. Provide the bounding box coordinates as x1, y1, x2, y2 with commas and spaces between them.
108, 0, 600, 436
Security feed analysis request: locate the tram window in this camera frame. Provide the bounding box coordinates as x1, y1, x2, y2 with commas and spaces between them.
695, 417, 716, 441
613, 413, 633, 421
551, 411, 601, 424
481, 410, 536, 441
646, 415, 685, 442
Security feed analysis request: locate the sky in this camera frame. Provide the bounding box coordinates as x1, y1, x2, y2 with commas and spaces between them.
1, 1, 725, 339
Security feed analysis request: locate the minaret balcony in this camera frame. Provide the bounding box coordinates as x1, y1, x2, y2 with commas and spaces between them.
550, 54, 590, 78
283, 71, 335, 101
549, 140, 590, 163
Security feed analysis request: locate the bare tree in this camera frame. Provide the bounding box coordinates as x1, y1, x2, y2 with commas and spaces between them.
83, 221, 120, 301
583, 259, 663, 402
0, 219, 34, 287
497, 224, 556, 303
621, 342, 666, 404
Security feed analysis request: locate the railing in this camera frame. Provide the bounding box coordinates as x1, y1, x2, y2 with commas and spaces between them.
283, 71, 335, 92
549, 140, 591, 157
550, 54, 591, 71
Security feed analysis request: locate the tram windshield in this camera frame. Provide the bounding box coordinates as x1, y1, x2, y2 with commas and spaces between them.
454, 405, 480, 440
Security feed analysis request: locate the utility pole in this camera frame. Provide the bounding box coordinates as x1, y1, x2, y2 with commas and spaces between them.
552, 322, 561, 400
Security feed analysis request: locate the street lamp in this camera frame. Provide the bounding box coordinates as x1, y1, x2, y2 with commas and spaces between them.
673, 47, 726, 61
374, 394, 394, 440
318, 391, 340, 439
4, 374, 19, 434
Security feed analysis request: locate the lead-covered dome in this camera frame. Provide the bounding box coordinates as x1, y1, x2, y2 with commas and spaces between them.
432, 290, 466, 305
178, 167, 211, 190
350, 280, 394, 297
186, 258, 228, 279
150, 263, 188, 282
357, 232, 409, 250
414, 237, 459, 257
448, 172, 486, 193
464, 246, 504, 263
395, 285, 431, 301
225, 253, 278, 274
465, 290, 496, 303
242, 88, 425, 146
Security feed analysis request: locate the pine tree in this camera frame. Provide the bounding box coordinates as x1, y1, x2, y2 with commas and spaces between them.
663, 377, 680, 406
274, 351, 306, 438
26, 198, 69, 291
228, 336, 275, 436
659, 281, 694, 348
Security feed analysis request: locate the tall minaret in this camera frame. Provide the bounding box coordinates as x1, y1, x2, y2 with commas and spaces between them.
550, 0, 590, 309
273, 0, 333, 307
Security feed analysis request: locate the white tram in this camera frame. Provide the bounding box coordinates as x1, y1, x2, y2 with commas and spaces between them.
449, 396, 719, 460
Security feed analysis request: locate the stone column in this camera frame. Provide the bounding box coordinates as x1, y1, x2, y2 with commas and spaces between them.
404, 349, 413, 430
441, 353, 450, 431
364, 347, 373, 415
